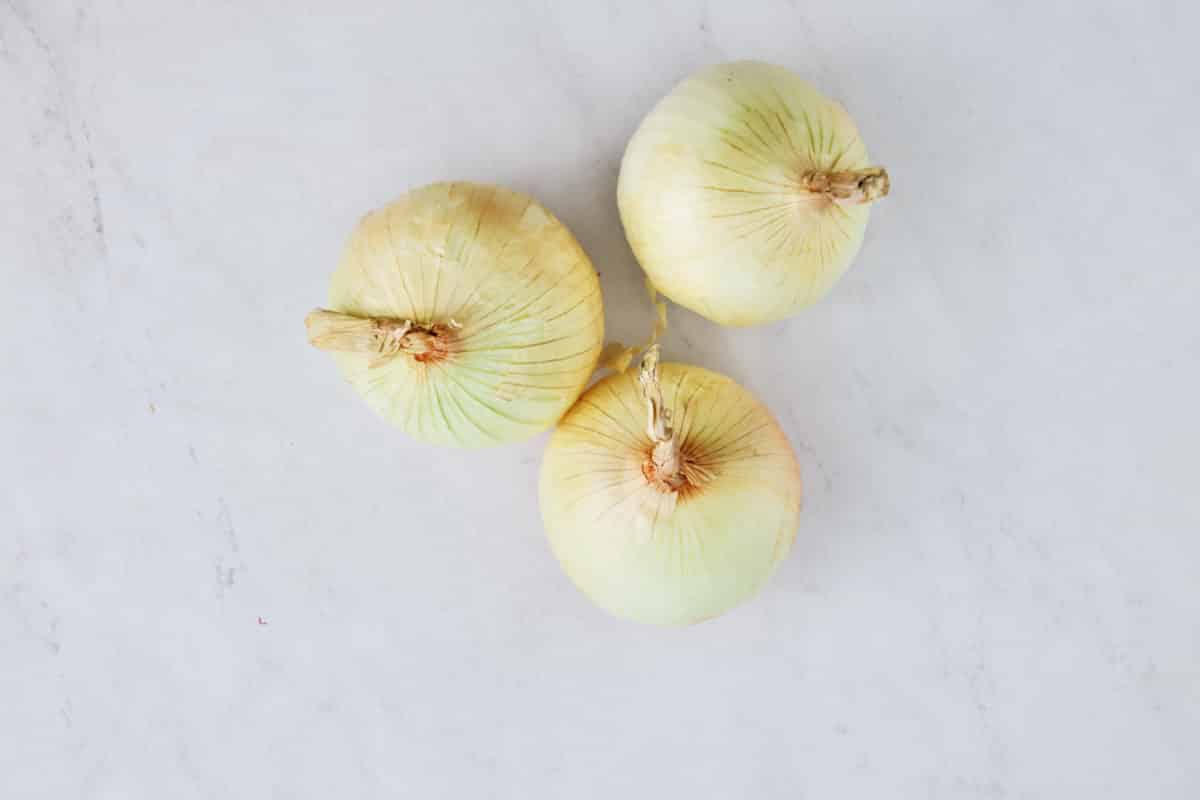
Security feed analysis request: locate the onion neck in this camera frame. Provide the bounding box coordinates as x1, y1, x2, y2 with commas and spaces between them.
800, 166, 890, 205
305, 309, 455, 364
638, 345, 685, 491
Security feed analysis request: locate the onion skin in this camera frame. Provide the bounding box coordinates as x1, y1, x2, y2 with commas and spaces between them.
539, 361, 802, 626
618, 60, 889, 326
311, 182, 604, 447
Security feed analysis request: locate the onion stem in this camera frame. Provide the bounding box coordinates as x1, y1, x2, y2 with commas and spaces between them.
638, 345, 684, 490
305, 309, 450, 362
799, 166, 890, 204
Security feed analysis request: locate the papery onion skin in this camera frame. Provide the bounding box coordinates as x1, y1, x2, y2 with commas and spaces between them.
618, 61, 888, 326
539, 362, 802, 626
314, 182, 604, 447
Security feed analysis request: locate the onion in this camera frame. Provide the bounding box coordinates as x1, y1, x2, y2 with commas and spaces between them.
539, 346, 802, 625
618, 60, 890, 326
306, 182, 604, 447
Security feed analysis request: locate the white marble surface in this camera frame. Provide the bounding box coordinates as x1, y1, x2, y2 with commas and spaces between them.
3, 1, 1198, 796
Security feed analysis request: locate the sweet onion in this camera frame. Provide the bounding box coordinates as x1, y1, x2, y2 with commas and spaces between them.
306, 182, 604, 447
618, 60, 890, 326
539, 346, 802, 625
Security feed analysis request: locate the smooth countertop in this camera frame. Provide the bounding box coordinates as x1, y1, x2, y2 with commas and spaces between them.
3, 1, 1198, 797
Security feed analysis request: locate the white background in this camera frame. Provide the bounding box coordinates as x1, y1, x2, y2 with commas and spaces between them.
3, 1, 1198, 797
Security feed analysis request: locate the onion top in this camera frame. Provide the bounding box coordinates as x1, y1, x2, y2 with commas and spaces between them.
539, 347, 802, 625
306, 182, 604, 447
618, 60, 890, 326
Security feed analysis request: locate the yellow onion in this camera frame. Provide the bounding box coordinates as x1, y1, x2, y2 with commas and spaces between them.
539, 346, 802, 625
618, 60, 890, 326
306, 182, 604, 447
